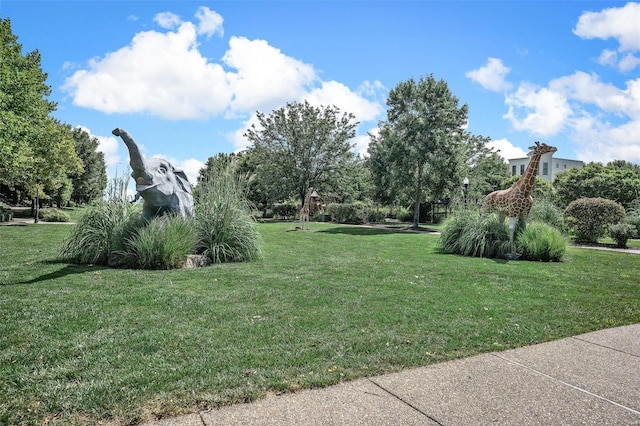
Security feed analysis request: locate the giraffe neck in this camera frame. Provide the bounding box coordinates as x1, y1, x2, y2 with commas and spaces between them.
515, 153, 543, 197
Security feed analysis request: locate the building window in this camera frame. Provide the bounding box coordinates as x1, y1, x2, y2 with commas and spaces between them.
543, 162, 549, 175
520, 164, 525, 174
512, 165, 517, 176
556, 163, 559, 168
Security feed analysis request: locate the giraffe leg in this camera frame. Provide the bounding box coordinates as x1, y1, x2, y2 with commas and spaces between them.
508, 217, 520, 259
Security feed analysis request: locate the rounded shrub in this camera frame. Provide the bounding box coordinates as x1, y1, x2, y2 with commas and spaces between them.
39, 208, 70, 223
608, 223, 636, 248
517, 222, 566, 262
326, 203, 365, 224
564, 197, 625, 243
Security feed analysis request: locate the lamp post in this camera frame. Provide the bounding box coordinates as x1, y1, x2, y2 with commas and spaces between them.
463, 177, 469, 210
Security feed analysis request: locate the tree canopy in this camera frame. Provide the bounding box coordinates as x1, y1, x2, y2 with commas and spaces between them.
244, 101, 358, 208
70, 126, 108, 205
554, 161, 640, 209
0, 18, 83, 205
368, 75, 469, 228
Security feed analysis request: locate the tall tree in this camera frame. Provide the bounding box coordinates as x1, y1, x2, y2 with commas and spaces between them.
463, 133, 510, 204
0, 19, 82, 209
70, 126, 107, 205
244, 101, 358, 208
369, 75, 468, 228
0, 18, 56, 191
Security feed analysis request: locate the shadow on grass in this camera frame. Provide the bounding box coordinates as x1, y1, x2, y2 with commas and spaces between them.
318, 225, 439, 236
6, 261, 106, 286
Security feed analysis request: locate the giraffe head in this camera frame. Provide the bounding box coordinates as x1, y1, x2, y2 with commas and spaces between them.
529, 141, 557, 156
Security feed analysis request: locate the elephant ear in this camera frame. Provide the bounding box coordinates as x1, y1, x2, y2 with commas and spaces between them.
174, 169, 193, 194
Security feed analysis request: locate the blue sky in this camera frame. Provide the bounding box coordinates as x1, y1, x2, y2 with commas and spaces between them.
2, 1, 640, 186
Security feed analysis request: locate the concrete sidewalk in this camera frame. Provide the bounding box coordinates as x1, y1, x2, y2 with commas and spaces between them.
148, 324, 640, 425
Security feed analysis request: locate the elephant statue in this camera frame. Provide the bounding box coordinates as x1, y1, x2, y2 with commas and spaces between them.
112, 128, 194, 219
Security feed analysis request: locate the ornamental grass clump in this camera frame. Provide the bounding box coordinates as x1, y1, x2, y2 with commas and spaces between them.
528, 197, 564, 230
61, 199, 144, 266
195, 164, 263, 264
516, 221, 566, 262
438, 211, 511, 258
125, 215, 198, 269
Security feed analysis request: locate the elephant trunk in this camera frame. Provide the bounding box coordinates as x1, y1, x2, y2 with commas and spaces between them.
113, 128, 145, 171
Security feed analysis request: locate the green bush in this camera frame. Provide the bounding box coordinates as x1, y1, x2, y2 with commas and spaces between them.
625, 214, 640, 238
529, 198, 564, 230
367, 208, 387, 224
326, 203, 365, 224
0, 203, 12, 222
516, 222, 566, 262
396, 206, 413, 222
564, 197, 625, 243
272, 203, 298, 219
38, 208, 70, 223
61, 200, 144, 266
438, 211, 511, 258
125, 215, 198, 269
195, 164, 263, 264
608, 223, 636, 248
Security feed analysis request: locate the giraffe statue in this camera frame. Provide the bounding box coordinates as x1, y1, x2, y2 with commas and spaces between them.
299, 188, 313, 230
481, 141, 557, 254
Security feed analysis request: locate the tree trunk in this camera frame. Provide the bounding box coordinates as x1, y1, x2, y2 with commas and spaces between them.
412, 165, 422, 229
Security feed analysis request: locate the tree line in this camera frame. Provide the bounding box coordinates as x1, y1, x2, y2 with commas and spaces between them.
1, 18, 107, 210
4, 17, 637, 220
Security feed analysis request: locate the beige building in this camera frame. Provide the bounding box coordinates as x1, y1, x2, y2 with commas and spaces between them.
508, 153, 584, 182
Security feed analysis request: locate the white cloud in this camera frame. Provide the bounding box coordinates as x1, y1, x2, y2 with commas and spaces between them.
503, 83, 572, 136
154, 12, 182, 29
305, 80, 382, 122
466, 58, 512, 92
63, 8, 382, 127
76, 125, 121, 167
175, 158, 205, 185
195, 6, 223, 38
63, 21, 232, 119
223, 36, 317, 114
618, 53, 640, 72
573, 2, 640, 52
573, 119, 640, 164
549, 72, 640, 118
597, 49, 617, 67
486, 138, 528, 161
574, 2, 640, 71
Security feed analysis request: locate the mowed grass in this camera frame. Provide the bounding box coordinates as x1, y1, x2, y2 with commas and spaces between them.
1, 222, 639, 425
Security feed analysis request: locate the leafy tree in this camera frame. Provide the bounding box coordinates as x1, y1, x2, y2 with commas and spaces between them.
70, 126, 107, 205
368, 75, 468, 228
244, 101, 358, 208
0, 18, 56, 191
462, 133, 510, 205
554, 162, 640, 209
0, 19, 83, 210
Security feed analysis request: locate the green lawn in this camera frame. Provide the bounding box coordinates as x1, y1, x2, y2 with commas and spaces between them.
1, 222, 638, 425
